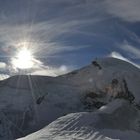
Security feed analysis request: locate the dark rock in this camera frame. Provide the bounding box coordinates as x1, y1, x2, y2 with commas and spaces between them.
92, 61, 102, 70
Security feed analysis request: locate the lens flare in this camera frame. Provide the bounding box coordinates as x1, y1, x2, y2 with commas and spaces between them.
12, 48, 34, 69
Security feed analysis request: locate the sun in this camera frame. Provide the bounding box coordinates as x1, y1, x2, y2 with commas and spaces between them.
12, 48, 34, 69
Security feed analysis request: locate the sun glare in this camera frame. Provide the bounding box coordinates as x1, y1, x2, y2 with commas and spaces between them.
12, 48, 34, 69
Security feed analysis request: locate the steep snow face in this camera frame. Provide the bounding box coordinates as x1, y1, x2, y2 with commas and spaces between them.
0, 58, 140, 139
18, 99, 140, 140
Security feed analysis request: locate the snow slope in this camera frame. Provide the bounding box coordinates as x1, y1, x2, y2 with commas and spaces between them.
18, 99, 140, 140
0, 57, 140, 139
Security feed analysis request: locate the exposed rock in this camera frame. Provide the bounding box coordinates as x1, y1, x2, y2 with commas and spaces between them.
92, 61, 102, 70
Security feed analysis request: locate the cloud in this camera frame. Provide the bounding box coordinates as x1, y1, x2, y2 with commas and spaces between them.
0, 62, 10, 80
109, 51, 140, 68
0, 0, 140, 77
0, 18, 98, 57
31, 65, 74, 77
0, 20, 90, 76
105, 0, 140, 22
0, 74, 9, 80
0, 62, 6, 69
0, 0, 105, 76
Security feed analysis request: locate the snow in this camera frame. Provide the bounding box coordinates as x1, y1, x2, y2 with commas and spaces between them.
58, 58, 140, 104
99, 99, 124, 114
0, 57, 139, 139
18, 99, 140, 140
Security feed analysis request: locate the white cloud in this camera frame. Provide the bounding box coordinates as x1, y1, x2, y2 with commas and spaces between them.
0, 19, 95, 57
0, 10, 103, 76
0, 1, 106, 74
0, 62, 6, 69
31, 65, 73, 77
1, 0, 140, 76
0, 62, 10, 80
0, 21, 88, 76
31, 69, 56, 77
0, 74, 9, 80
105, 0, 140, 22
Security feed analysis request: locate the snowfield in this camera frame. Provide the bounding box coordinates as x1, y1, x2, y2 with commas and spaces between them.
18, 99, 140, 140
0, 57, 140, 140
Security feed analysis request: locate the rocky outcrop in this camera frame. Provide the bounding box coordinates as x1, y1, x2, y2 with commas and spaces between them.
82, 78, 135, 110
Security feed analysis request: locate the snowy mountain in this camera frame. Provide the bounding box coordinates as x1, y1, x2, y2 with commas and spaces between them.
18, 99, 140, 140
0, 57, 140, 140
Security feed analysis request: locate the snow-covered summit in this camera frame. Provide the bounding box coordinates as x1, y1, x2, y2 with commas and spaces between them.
59, 57, 140, 104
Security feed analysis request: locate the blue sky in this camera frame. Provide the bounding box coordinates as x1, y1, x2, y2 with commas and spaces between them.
0, 0, 140, 76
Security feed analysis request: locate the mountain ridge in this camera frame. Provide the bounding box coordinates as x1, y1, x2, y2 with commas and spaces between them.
0, 57, 140, 139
